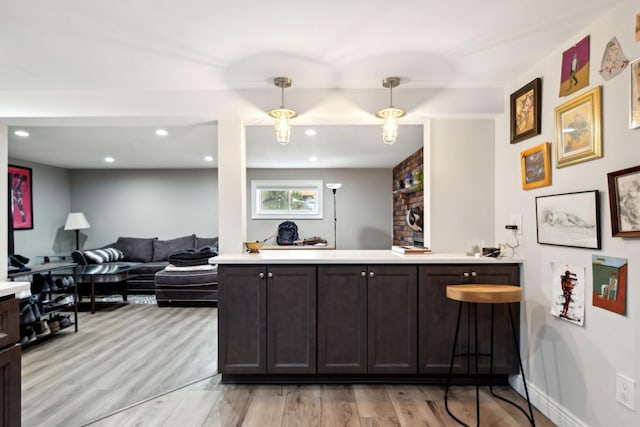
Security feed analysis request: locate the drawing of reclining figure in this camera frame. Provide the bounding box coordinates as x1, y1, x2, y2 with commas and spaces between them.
543, 209, 594, 228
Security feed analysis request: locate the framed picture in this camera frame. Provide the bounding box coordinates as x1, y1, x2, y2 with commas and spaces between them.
554, 86, 602, 168
8, 165, 33, 230
559, 35, 590, 97
607, 165, 640, 237
630, 57, 640, 129
510, 78, 542, 143
535, 190, 600, 249
520, 142, 551, 190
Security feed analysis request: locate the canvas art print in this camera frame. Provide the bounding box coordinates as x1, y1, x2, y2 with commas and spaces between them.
550, 262, 585, 326
559, 35, 590, 97
599, 37, 629, 81
631, 58, 640, 129
592, 255, 627, 315
8, 165, 33, 230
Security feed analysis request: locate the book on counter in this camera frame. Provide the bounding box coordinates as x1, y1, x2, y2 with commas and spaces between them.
392, 245, 431, 254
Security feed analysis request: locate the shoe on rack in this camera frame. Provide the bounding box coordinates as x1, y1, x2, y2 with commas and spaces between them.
48, 320, 60, 334
20, 302, 36, 325
31, 273, 46, 294
58, 315, 72, 329
29, 296, 41, 319
35, 320, 50, 338
54, 278, 65, 291
46, 275, 57, 291
66, 275, 75, 286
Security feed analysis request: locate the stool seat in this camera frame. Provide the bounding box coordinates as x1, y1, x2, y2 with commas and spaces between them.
446, 284, 522, 304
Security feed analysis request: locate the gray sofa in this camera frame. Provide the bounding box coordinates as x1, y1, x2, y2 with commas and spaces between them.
71, 235, 218, 296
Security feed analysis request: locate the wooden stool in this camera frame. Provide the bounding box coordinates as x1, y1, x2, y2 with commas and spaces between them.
444, 284, 535, 426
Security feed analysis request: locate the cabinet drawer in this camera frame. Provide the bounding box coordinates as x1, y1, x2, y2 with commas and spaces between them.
0, 298, 19, 349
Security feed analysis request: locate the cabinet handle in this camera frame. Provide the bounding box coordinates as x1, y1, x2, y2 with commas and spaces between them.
361, 271, 366, 277
369, 271, 375, 278
258, 272, 265, 279
267, 272, 273, 278
463, 272, 470, 278
471, 271, 477, 277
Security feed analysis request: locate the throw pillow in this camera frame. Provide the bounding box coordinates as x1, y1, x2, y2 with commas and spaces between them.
152, 234, 197, 262
196, 236, 218, 250
83, 247, 124, 264
115, 237, 157, 263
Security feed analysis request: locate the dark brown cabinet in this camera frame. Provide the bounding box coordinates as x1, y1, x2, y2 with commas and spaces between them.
418, 264, 520, 375
0, 297, 20, 427
317, 265, 417, 375
367, 265, 417, 374
218, 265, 316, 375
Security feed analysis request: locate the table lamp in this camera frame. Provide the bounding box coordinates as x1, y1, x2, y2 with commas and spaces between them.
64, 212, 91, 250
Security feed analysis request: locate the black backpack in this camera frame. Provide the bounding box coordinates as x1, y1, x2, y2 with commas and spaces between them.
276, 221, 299, 245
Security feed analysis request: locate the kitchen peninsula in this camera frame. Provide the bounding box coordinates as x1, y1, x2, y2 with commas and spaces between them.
215, 250, 522, 384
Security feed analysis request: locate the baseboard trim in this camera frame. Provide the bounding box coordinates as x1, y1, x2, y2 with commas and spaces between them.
509, 374, 587, 427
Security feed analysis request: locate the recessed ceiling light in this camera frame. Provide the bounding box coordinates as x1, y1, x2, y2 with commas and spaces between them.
309, 156, 318, 162
204, 155, 214, 162
155, 129, 168, 136
104, 157, 115, 163
305, 129, 316, 136
14, 130, 29, 137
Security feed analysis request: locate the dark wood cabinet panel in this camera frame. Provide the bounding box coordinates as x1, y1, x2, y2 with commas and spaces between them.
0, 344, 20, 427
0, 299, 18, 350
317, 265, 367, 374
218, 265, 267, 374
368, 265, 417, 374
418, 264, 520, 375
266, 266, 316, 374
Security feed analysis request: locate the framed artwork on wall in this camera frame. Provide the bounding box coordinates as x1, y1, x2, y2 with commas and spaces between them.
520, 142, 551, 190
554, 86, 602, 168
559, 35, 590, 97
607, 165, 640, 237
535, 190, 600, 249
510, 78, 542, 144
630, 57, 640, 129
8, 165, 33, 230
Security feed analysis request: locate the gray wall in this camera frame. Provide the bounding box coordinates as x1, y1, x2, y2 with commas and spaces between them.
70, 169, 219, 248
247, 169, 392, 249
429, 119, 495, 253
10, 158, 72, 261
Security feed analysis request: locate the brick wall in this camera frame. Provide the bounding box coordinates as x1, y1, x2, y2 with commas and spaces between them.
392, 147, 424, 246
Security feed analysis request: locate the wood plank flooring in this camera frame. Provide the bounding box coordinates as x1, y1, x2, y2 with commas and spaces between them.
22, 304, 556, 427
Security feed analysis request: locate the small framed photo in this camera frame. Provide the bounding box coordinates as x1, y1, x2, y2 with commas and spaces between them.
535, 190, 600, 249
520, 142, 551, 190
8, 165, 34, 230
607, 165, 640, 237
510, 78, 542, 144
630, 57, 640, 129
554, 86, 602, 168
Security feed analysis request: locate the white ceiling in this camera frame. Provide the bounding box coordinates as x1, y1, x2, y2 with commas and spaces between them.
0, 0, 623, 168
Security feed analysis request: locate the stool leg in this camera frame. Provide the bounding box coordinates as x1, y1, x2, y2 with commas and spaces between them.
445, 301, 468, 426
489, 304, 536, 425
473, 303, 480, 427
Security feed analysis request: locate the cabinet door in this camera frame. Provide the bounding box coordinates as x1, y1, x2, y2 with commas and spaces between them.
0, 299, 19, 349
218, 265, 267, 374
317, 265, 367, 374
0, 344, 21, 427
368, 265, 417, 374
418, 264, 520, 375
267, 266, 316, 374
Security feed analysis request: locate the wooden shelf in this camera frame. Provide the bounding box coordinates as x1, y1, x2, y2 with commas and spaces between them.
393, 186, 422, 207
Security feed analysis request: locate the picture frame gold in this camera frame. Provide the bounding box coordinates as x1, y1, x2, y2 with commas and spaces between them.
630, 57, 640, 129
607, 165, 640, 237
510, 78, 542, 143
520, 142, 552, 190
554, 85, 602, 168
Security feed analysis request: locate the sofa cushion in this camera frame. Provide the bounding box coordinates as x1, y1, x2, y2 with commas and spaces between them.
152, 234, 196, 262
196, 236, 218, 249
132, 261, 169, 275
83, 247, 124, 264
116, 237, 157, 263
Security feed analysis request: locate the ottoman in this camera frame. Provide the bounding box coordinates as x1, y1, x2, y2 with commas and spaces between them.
154, 266, 218, 306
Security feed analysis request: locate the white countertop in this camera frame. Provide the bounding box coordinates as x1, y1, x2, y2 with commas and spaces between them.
214, 250, 522, 265
0, 281, 31, 299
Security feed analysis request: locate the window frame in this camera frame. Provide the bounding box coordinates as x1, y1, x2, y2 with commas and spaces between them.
251, 180, 324, 219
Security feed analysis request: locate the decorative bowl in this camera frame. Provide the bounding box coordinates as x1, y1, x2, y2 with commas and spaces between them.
245, 241, 264, 253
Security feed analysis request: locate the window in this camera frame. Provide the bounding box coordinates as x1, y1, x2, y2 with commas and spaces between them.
251, 180, 323, 219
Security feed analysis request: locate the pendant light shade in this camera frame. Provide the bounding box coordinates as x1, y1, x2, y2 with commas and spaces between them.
268, 77, 298, 145
376, 77, 406, 144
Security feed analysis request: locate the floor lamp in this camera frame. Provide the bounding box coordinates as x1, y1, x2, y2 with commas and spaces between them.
64, 212, 91, 250
326, 183, 342, 249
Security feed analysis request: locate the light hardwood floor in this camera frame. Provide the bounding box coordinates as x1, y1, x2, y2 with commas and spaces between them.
22, 303, 556, 427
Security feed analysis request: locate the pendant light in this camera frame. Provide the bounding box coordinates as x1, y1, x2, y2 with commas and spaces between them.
268, 77, 298, 145
376, 77, 406, 144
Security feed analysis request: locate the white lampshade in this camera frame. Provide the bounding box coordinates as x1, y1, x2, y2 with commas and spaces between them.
64, 212, 91, 230
326, 183, 342, 190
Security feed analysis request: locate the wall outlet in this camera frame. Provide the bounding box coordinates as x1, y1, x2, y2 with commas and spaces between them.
616, 373, 636, 411
509, 214, 523, 235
